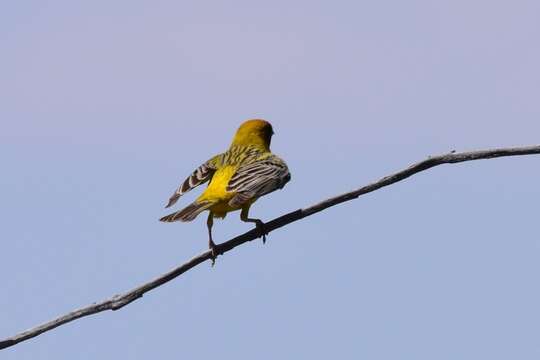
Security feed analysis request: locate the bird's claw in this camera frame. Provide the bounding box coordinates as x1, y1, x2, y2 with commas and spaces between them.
255, 220, 269, 244
209, 241, 218, 266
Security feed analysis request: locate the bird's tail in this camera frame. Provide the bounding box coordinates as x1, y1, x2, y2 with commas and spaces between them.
159, 200, 214, 222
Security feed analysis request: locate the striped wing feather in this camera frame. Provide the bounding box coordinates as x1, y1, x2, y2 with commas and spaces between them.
165, 155, 220, 208
227, 155, 290, 207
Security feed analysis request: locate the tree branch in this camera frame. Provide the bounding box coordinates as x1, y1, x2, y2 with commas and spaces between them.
2, 145, 539, 350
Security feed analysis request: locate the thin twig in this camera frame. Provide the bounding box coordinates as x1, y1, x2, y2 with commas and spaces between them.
1, 145, 539, 350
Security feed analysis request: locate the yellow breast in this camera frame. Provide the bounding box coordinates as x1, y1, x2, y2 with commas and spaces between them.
198, 166, 235, 201
197, 166, 240, 218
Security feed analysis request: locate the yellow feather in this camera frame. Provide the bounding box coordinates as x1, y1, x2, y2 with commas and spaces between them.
197, 166, 242, 218
229, 119, 273, 151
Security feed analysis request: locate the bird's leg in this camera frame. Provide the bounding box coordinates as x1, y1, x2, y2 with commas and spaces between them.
240, 206, 268, 244
207, 212, 217, 266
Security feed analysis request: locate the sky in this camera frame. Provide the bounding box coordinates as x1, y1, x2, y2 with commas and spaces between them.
1, 0, 540, 358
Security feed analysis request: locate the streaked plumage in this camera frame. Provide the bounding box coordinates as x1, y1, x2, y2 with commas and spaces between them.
160, 119, 290, 262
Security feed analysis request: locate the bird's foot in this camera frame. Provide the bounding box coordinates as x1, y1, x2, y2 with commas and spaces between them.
209, 241, 218, 266
254, 219, 269, 244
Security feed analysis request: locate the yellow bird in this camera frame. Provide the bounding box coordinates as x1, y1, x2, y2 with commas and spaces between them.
160, 119, 291, 262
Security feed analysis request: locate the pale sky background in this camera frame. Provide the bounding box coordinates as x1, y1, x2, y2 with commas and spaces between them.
1, 1, 540, 359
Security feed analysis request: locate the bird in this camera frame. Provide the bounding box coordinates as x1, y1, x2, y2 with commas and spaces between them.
160, 119, 291, 264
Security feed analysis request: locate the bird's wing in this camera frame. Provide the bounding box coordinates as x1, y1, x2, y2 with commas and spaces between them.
165, 154, 221, 208
227, 155, 290, 207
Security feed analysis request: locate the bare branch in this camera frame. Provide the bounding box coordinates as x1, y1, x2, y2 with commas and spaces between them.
2, 145, 539, 350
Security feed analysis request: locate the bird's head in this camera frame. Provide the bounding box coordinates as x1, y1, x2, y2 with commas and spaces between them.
231, 119, 274, 150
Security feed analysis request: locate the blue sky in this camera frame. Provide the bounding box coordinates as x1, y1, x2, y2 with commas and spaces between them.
1, 1, 539, 359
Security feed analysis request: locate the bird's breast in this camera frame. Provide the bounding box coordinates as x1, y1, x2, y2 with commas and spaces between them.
197, 166, 236, 202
